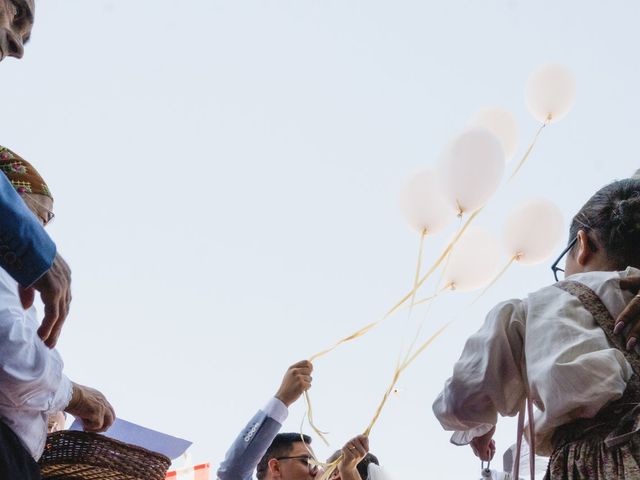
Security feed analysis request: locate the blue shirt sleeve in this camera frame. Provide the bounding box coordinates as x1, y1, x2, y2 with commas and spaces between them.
217, 410, 284, 480
0, 174, 56, 286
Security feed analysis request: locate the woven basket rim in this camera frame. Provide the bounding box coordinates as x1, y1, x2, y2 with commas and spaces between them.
39, 431, 171, 480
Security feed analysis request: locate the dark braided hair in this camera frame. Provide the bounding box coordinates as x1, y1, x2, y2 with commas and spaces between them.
356, 453, 380, 479
568, 178, 640, 269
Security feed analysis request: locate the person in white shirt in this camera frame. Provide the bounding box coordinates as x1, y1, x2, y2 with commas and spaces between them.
0, 152, 115, 479
433, 177, 640, 479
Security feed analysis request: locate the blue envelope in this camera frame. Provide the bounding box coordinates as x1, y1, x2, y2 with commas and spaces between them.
69, 418, 192, 460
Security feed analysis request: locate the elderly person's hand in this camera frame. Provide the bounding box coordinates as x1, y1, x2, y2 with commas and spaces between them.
65, 382, 115, 433
614, 276, 640, 350
18, 252, 72, 348
338, 435, 369, 477
274, 360, 313, 407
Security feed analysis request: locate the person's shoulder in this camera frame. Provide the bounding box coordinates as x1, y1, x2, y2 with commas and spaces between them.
525, 271, 626, 314
621, 266, 640, 278
560, 270, 630, 301
486, 297, 526, 322
524, 282, 576, 314
567, 269, 624, 286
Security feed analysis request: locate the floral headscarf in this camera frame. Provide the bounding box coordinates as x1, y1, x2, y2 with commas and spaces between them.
0, 145, 53, 199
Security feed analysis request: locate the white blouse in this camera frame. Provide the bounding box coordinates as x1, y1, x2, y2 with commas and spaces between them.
433, 267, 638, 455
0, 267, 72, 459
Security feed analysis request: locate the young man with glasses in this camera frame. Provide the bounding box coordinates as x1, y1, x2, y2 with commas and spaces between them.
218, 361, 369, 480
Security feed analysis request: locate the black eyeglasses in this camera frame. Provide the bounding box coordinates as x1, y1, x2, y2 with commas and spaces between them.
276, 455, 318, 474
551, 236, 578, 282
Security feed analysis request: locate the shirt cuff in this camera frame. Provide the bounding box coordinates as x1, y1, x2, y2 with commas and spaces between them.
450, 424, 494, 446
262, 397, 289, 425
48, 374, 73, 415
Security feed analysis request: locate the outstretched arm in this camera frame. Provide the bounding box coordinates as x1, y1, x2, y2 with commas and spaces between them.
217, 360, 313, 480
0, 175, 72, 348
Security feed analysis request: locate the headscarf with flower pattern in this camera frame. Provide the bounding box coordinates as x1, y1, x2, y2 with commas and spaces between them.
0, 145, 53, 199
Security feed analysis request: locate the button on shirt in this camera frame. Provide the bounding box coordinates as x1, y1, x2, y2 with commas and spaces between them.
0, 267, 72, 459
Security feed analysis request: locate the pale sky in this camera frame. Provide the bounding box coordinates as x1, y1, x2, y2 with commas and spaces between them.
2, 0, 639, 477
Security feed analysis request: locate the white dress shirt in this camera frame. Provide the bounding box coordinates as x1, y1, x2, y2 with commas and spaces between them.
0, 267, 72, 459
433, 267, 638, 455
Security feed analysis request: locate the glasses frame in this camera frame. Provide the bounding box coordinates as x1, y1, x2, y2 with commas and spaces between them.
22, 192, 55, 226
551, 236, 578, 282
275, 455, 318, 474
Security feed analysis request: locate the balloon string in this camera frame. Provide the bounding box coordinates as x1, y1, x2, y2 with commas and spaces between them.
303, 211, 479, 453
410, 228, 428, 308
308, 208, 480, 363
302, 391, 330, 446
364, 244, 511, 444
408, 292, 439, 307
384, 207, 482, 318
309, 320, 380, 362
397, 228, 429, 373
470, 254, 519, 306
300, 417, 335, 477
317, 322, 451, 480
508, 116, 551, 181
305, 286, 441, 439
364, 322, 451, 438
403, 250, 453, 364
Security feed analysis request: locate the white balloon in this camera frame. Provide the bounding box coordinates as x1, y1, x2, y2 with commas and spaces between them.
437, 128, 506, 214
442, 226, 501, 292
399, 169, 457, 234
503, 198, 565, 265
525, 64, 576, 123
470, 107, 519, 162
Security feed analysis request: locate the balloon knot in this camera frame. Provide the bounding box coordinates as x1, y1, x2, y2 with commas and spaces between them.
455, 200, 464, 217
515, 252, 524, 261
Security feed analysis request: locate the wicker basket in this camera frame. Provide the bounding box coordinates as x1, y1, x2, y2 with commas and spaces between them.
38, 431, 171, 480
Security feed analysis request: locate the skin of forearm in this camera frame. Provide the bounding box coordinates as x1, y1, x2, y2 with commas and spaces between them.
338, 466, 362, 480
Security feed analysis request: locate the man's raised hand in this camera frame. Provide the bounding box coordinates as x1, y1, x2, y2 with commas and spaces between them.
274, 360, 313, 407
